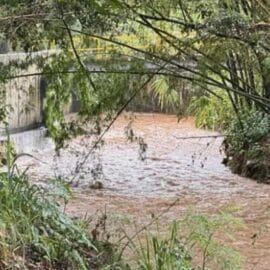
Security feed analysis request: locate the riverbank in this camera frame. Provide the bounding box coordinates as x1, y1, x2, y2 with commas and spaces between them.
14, 113, 270, 269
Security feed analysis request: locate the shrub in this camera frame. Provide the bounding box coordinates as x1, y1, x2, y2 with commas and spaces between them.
225, 110, 270, 181
120, 211, 243, 270
226, 110, 270, 156
135, 222, 193, 270
188, 92, 233, 130
0, 172, 118, 269
181, 211, 243, 270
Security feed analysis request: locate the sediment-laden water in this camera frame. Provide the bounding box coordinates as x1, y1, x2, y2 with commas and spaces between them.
7, 113, 270, 270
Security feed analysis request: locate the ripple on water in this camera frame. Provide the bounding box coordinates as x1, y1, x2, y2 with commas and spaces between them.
13, 113, 270, 200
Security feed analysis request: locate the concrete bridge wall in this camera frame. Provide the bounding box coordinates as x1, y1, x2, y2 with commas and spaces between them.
0, 51, 194, 134
0, 52, 59, 134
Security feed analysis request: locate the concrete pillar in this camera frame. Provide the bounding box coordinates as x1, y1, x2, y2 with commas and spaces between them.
0, 40, 11, 54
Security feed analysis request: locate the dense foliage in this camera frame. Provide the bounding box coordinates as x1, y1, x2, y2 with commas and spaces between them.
225, 110, 270, 181
0, 1, 269, 267
0, 172, 114, 269
0, 0, 269, 146
188, 91, 234, 130
122, 211, 243, 270
0, 169, 243, 269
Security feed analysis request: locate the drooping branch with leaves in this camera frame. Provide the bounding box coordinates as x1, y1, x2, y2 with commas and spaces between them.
0, 0, 269, 146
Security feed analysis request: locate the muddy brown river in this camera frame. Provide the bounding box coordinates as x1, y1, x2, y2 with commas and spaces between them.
10, 113, 270, 269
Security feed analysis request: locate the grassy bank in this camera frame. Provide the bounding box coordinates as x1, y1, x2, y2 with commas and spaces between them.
0, 169, 244, 269
0, 172, 121, 269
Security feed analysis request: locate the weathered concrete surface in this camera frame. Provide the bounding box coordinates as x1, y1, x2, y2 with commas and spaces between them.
0, 52, 51, 134
0, 50, 195, 134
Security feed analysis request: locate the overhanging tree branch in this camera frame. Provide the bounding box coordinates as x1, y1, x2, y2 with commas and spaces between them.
57, 26, 270, 110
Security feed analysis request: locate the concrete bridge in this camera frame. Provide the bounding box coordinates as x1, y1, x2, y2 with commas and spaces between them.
0, 49, 194, 135
0, 50, 91, 134
0, 51, 55, 134
0, 55, 40, 134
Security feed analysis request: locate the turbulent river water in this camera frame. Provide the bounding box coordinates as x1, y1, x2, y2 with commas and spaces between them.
7, 113, 270, 269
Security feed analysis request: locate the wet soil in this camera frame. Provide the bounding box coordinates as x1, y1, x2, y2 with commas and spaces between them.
14, 113, 270, 270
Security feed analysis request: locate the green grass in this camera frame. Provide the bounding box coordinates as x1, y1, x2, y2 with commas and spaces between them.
0, 171, 116, 269
0, 171, 244, 270
116, 210, 243, 270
